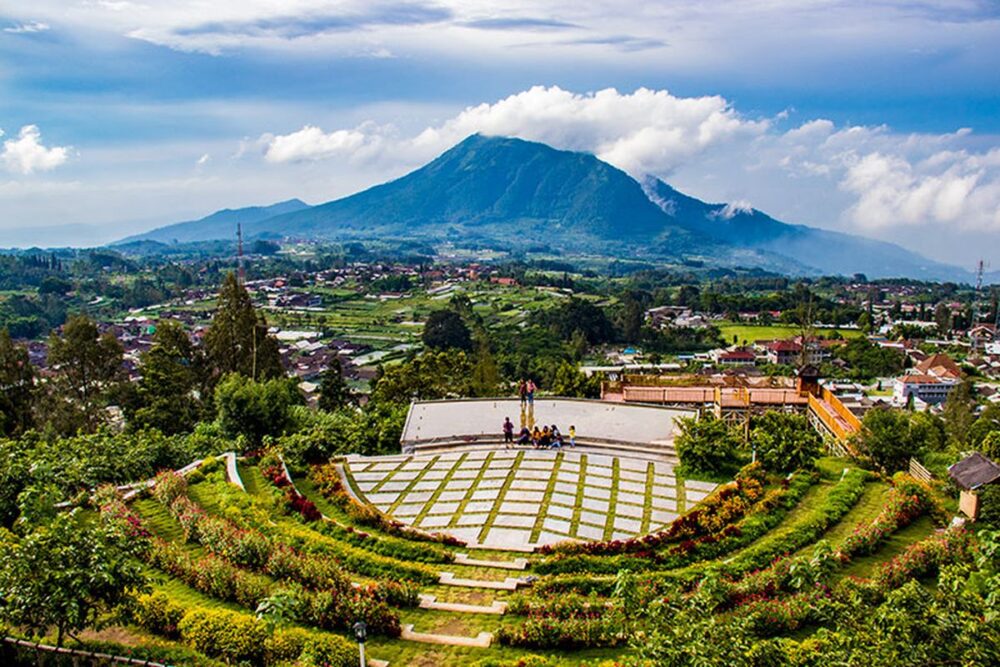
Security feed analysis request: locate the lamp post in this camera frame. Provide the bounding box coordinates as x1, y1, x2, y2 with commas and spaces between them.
353, 621, 367, 667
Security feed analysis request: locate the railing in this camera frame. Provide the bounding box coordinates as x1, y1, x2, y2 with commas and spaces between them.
908, 458, 934, 482
2, 637, 169, 666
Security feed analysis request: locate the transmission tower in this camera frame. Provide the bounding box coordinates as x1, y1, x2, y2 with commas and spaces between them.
237, 223, 246, 285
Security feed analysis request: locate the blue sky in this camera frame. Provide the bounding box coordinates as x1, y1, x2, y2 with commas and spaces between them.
1, 1, 998, 267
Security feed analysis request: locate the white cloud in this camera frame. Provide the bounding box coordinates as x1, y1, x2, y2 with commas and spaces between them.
4, 21, 50, 34
841, 149, 1000, 231
1, 125, 72, 175
714, 200, 754, 219
262, 86, 768, 177
196, 153, 210, 166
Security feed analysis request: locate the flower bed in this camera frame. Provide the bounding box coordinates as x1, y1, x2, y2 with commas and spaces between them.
534, 471, 818, 577
868, 527, 973, 591
541, 463, 767, 557
310, 463, 464, 546
838, 474, 936, 560
259, 453, 322, 522
495, 612, 627, 649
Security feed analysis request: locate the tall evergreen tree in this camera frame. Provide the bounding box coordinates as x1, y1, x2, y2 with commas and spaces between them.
131, 320, 204, 434
204, 272, 282, 381
317, 357, 353, 411
0, 328, 35, 436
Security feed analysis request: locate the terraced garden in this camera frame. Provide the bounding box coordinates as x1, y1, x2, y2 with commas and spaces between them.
69, 441, 974, 667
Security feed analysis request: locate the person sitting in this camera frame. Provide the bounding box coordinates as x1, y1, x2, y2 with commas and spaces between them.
551, 424, 561, 439
516, 427, 531, 446
539, 425, 552, 448
550, 433, 563, 449
531, 426, 542, 448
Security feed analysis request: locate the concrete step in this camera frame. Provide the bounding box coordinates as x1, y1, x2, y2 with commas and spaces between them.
400, 624, 493, 648
418, 593, 507, 614
438, 571, 531, 590
454, 552, 529, 570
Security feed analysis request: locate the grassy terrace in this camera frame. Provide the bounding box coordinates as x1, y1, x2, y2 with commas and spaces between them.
115, 453, 952, 666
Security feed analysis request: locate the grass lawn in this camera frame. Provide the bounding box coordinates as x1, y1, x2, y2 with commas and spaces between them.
718, 322, 863, 344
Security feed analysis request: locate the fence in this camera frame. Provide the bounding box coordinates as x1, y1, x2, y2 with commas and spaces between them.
2, 637, 170, 667
908, 458, 934, 482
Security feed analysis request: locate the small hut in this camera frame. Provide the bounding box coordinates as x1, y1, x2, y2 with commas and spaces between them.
948, 452, 1000, 520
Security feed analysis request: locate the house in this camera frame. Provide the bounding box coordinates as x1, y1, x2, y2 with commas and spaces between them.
713, 347, 757, 367
948, 452, 1000, 520
894, 373, 959, 406
765, 340, 802, 365
915, 353, 963, 381
969, 324, 996, 350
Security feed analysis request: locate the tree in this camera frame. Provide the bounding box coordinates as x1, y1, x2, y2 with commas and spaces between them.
550, 360, 601, 398
0, 328, 35, 436
854, 408, 929, 472
204, 272, 282, 381
470, 341, 500, 397
970, 405, 1000, 450
675, 414, 742, 476
0, 509, 147, 646
131, 321, 203, 434
214, 374, 302, 448
934, 302, 952, 335
942, 380, 976, 449
317, 357, 353, 411
45, 314, 124, 432
749, 412, 822, 473
422, 309, 472, 351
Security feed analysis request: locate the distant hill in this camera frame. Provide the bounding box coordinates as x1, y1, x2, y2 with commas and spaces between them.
120, 199, 310, 245
125, 135, 970, 280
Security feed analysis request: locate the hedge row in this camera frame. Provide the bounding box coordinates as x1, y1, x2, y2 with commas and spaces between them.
135, 592, 358, 666
149, 539, 401, 637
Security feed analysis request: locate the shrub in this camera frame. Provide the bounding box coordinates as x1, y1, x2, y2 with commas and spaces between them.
675, 414, 742, 476
178, 608, 270, 664
134, 592, 184, 639
152, 470, 188, 506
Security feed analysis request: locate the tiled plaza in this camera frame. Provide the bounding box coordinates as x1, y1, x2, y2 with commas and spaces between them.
345, 449, 719, 549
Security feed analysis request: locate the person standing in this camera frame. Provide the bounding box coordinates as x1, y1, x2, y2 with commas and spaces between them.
526, 378, 536, 405
569, 424, 576, 448
502, 417, 514, 448
518, 379, 527, 406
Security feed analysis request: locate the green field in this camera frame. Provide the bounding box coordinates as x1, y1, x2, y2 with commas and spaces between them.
718, 321, 863, 344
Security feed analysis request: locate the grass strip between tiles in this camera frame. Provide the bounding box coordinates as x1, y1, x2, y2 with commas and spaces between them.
477, 451, 525, 543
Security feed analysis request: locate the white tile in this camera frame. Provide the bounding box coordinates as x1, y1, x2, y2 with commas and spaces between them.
470, 489, 495, 502
505, 490, 544, 503
581, 497, 609, 513
556, 471, 578, 484
420, 515, 452, 528
618, 480, 646, 494
422, 469, 450, 480
651, 509, 678, 524
652, 485, 677, 499
651, 497, 677, 512
379, 481, 409, 493
613, 516, 642, 533
584, 486, 611, 500
391, 470, 420, 481
493, 514, 535, 529
499, 502, 539, 515
616, 503, 644, 519
550, 492, 576, 507
618, 491, 645, 506
445, 527, 482, 543
365, 492, 400, 505
547, 504, 573, 519
456, 513, 489, 527
478, 477, 505, 489
427, 501, 460, 515
482, 527, 532, 548
464, 501, 494, 513
686, 479, 719, 492
543, 517, 571, 534
579, 510, 606, 527
586, 476, 613, 490
402, 491, 433, 504
411, 481, 439, 492
518, 469, 551, 480
554, 482, 578, 496
588, 466, 613, 479
619, 469, 647, 483
451, 469, 479, 480
353, 472, 388, 482
436, 491, 466, 502
587, 454, 613, 467
619, 458, 648, 472
510, 479, 548, 491
392, 503, 424, 517
687, 490, 709, 504
576, 523, 604, 540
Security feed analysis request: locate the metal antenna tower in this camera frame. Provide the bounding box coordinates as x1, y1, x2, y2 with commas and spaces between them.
237, 223, 245, 285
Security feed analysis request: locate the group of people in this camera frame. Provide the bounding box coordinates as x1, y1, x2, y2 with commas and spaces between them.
502, 417, 575, 449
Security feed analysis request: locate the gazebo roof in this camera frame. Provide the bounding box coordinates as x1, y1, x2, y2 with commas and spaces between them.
948, 452, 1000, 491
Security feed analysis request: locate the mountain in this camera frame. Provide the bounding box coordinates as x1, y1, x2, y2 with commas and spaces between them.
120, 199, 310, 245
642, 179, 962, 281
126, 135, 967, 280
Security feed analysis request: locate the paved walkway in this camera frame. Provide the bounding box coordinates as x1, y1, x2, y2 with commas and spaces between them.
346, 449, 720, 549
